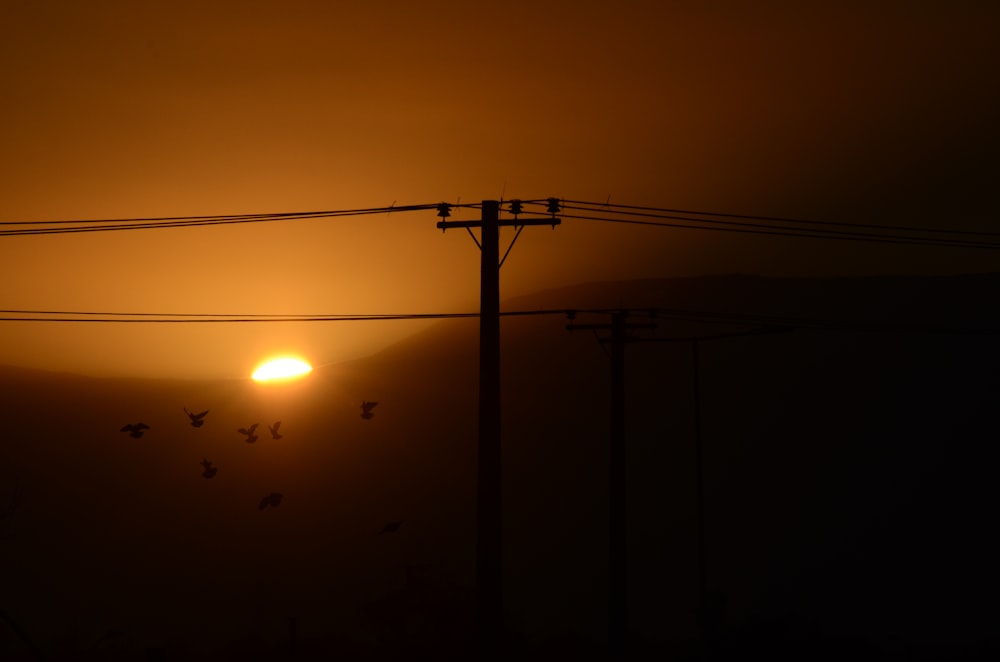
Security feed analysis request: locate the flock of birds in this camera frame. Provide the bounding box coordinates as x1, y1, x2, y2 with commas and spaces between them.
116, 401, 398, 529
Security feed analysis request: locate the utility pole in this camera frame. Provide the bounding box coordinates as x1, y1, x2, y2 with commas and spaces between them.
567, 318, 788, 658
566, 310, 656, 660
691, 338, 711, 645
437, 198, 561, 658
641, 326, 792, 652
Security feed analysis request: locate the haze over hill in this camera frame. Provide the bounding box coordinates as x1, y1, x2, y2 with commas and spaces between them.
1, 273, 998, 659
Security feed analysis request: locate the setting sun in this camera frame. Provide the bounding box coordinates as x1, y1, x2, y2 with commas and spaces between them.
252, 357, 313, 382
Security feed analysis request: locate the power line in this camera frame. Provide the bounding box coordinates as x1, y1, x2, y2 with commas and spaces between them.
0, 306, 995, 335
0, 211, 312, 226
0, 312, 479, 323
0, 204, 441, 236
0, 308, 574, 321
514, 200, 1000, 249
555, 199, 1000, 239
557, 205, 998, 244
0, 204, 442, 225
3, 196, 997, 250
549, 211, 1000, 250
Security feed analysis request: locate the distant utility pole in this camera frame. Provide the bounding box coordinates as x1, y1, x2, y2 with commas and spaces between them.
437, 198, 561, 657
643, 326, 792, 651
566, 310, 656, 661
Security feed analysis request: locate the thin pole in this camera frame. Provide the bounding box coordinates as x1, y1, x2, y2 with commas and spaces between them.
692, 339, 709, 635
477, 199, 503, 657
610, 311, 627, 659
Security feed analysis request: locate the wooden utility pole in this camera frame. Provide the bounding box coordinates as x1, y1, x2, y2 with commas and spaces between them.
567, 311, 656, 660
640, 326, 792, 652
437, 198, 560, 658
691, 338, 709, 635
609, 312, 628, 660
476, 199, 503, 656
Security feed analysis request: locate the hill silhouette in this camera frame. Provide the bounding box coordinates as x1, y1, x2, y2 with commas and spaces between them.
1, 273, 998, 659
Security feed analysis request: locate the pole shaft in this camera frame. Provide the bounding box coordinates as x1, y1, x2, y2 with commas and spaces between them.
477, 199, 503, 657
610, 312, 627, 658
693, 339, 708, 626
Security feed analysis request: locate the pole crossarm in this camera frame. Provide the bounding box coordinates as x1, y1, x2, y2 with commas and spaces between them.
640, 326, 793, 343
436, 217, 561, 230
566, 322, 658, 331
566, 320, 657, 341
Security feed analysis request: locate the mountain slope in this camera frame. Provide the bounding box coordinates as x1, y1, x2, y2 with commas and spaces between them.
1, 272, 998, 659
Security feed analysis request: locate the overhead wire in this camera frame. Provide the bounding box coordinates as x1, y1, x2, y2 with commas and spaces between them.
0, 204, 441, 236
555, 199, 1000, 238
2, 198, 996, 250
0, 307, 995, 335
514, 199, 1000, 249
0, 312, 480, 323
550, 211, 1000, 249
0, 204, 441, 225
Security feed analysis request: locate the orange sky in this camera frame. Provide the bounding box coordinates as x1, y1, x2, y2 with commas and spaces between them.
1, 1, 997, 377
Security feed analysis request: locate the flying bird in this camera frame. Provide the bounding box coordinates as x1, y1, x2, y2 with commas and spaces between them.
259, 492, 283, 510
378, 520, 403, 535
120, 423, 150, 438
200, 459, 217, 479
360, 401, 378, 420
184, 407, 209, 428
237, 423, 259, 444
267, 421, 283, 440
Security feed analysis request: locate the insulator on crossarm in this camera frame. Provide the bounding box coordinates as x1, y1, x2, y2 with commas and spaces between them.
546, 197, 561, 216
509, 199, 523, 217
436, 202, 452, 232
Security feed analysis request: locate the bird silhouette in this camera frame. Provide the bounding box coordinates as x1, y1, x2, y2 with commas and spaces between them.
360, 401, 378, 420
200, 459, 217, 479
184, 407, 209, 428
259, 492, 283, 510
267, 421, 283, 440
378, 520, 403, 535
237, 423, 259, 443
120, 423, 150, 438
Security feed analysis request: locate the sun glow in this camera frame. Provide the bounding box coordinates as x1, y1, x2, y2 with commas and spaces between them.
252, 357, 313, 382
